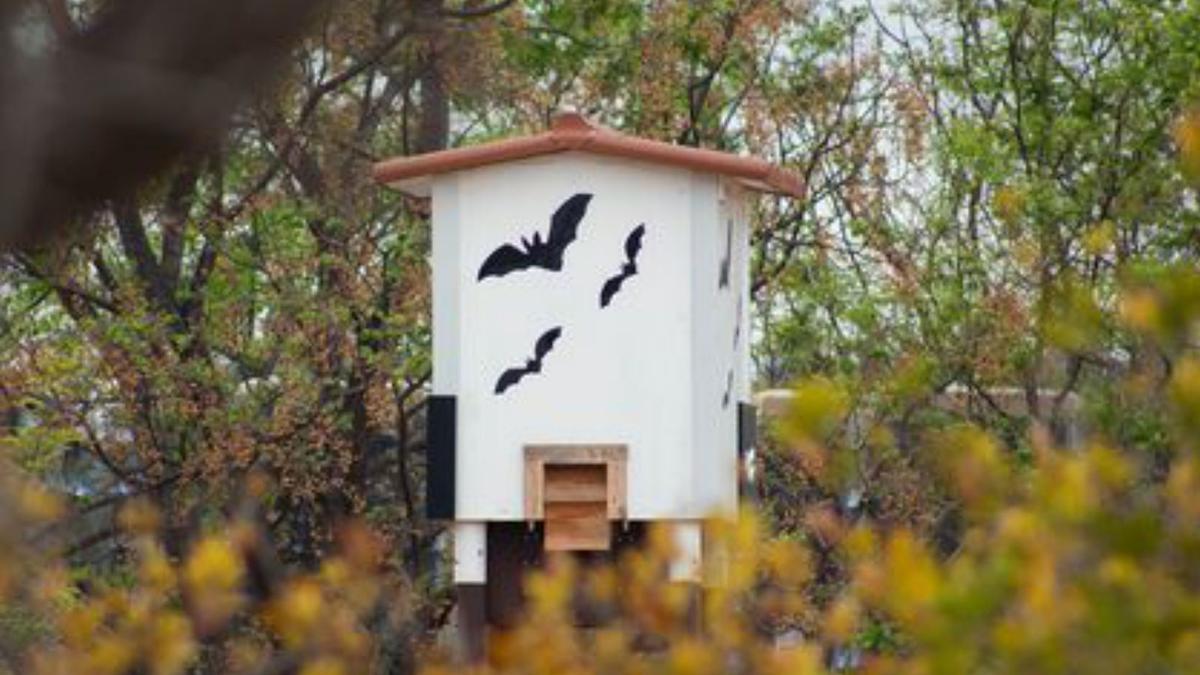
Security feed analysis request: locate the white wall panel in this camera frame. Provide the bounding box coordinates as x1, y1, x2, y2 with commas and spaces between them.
440, 153, 694, 519
431, 176, 461, 395
689, 178, 744, 517
452, 522, 486, 583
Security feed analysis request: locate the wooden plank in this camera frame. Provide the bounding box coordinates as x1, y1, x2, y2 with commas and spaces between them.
544, 465, 607, 502
546, 501, 607, 519
544, 501, 610, 551
526, 445, 626, 465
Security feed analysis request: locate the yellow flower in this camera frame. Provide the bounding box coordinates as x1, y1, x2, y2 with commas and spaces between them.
767, 644, 824, 675
117, 498, 162, 535
762, 539, 812, 587
823, 596, 860, 642
1082, 220, 1116, 255
1118, 288, 1162, 335
992, 185, 1027, 225
1173, 107, 1200, 181
320, 559, 350, 587
783, 377, 849, 444
1087, 444, 1133, 490
18, 483, 64, 522
146, 612, 197, 675
883, 530, 940, 622
265, 580, 325, 647
1020, 550, 1057, 618
667, 638, 720, 675
140, 545, 176, 593
86, 636, 137, 675
183, 537, 243, 593
1098, 556, 1139, 588
1042, 457, 1097, 521
61, 604, 106, 648
1170, 357, 1200, 422
1167, 458, 1200, 520
299, 657, 347, 675
842, 524, 877, 561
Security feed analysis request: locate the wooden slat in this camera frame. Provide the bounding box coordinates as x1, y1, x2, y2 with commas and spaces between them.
544, 501, 610, 551
525, 455, 542, 520
544, 465, 607, 503
606, 459, 626, 520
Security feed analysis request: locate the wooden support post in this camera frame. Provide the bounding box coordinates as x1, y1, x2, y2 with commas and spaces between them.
668, 521, 702, 583
456, 584, 486, 663
453, 522, 487, 662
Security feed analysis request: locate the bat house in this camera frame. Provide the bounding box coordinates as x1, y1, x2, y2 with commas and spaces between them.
373, 113, 802, 657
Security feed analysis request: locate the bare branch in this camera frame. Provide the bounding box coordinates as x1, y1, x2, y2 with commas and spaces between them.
440, 0, 516, 19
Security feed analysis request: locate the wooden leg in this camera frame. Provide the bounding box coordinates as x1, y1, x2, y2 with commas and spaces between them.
677, 581, 704, 634
456, 583, 487, 663
453, 522, 488, 663
668, 521, 702, 583
667, 522, 704, 635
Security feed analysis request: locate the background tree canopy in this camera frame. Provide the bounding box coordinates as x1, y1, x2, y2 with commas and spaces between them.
2, 0, 1200, 673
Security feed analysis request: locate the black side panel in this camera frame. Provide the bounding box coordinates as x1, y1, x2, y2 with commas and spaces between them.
737, 402, 757, 457
426, 395, 456, 520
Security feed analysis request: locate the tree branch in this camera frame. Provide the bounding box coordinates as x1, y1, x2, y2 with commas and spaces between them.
439, 0, 516, 19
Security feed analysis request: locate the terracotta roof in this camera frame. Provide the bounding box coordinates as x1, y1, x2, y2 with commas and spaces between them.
372, 113, 804, 199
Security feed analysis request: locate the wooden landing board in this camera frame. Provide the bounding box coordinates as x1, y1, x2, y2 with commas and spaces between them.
544, 501, 610, 551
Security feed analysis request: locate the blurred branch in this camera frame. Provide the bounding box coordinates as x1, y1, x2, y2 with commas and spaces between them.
39, 0, 76, 39
13, 252, 116, 313
0, 0, 330, 251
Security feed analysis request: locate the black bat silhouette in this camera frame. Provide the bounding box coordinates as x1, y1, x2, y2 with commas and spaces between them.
733, 297, 742, 349
599, 224, 646, 308
478, 193, 593, 281
718, 217, 732, 290
494, 327, 563, 395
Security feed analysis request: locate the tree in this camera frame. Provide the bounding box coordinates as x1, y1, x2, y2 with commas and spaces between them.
1, 1, 515, 670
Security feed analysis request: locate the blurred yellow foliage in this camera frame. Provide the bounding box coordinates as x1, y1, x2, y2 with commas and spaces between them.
264, 580, 325, 648
1082, 220, 1116, 255
4, 245, 1200, 675
183, 537, 243, 593
992, 185, 1027, 226
1173, 106, 1200, 180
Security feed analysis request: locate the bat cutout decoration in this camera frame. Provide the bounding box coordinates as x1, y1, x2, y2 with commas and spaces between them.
722, 369, 733, 409
599, 223, 646, 308
718, 217, 732, 290
478, 193, 593, 281
494, 327, 562, 395
733, 297, 743, 349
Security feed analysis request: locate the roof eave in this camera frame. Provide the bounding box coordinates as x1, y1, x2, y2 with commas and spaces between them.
372, 114, 805, 199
